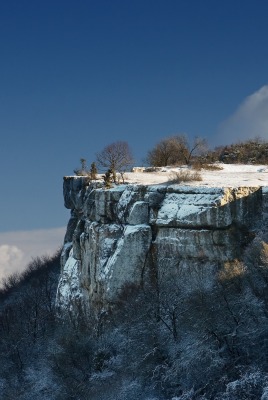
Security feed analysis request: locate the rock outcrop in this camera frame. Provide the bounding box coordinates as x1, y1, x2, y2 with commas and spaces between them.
56, 177, 265, 316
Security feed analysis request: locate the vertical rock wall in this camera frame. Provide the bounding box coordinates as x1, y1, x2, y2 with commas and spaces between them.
56, 177, 264, 316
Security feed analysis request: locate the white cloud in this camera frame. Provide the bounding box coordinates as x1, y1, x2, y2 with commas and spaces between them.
0, 245, 24, 280
0, 227, 65, 281
215, 85, 268, 145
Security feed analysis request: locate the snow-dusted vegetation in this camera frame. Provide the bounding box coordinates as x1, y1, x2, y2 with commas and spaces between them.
0, 185, 268, 399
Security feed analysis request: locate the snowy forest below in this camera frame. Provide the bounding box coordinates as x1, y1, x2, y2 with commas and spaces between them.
0, 214, 268, 399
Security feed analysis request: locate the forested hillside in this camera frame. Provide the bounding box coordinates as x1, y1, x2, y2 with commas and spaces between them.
1, 219, 268, 399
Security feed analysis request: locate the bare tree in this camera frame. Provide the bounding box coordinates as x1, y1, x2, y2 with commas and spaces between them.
182, 136, 207, 165
74, 158, 90, 176
147, 135, 207, 166
96, 141, 134, 183
146, 135, 188, 167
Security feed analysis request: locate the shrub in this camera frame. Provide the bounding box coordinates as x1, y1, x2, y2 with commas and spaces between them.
192, 162, 223, 171
103, 169, 113, 188
90, 162, 98, 180
169, 170, 202, 183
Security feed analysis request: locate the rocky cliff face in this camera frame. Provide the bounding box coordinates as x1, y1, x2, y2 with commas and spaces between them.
56, 177, 265, 316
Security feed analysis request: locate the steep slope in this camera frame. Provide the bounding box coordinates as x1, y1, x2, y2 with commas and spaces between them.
56, 176, 265, 315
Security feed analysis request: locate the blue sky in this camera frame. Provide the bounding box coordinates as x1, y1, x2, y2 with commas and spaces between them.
1, 0, 268, 272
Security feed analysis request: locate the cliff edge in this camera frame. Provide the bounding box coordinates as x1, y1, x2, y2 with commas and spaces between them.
56, 176, 266, 316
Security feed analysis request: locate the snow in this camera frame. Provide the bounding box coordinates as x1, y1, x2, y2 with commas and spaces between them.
124, 224, 150, 234
124, 164, 268, 187
56, 248, 82, 307
157, 201, 204, 223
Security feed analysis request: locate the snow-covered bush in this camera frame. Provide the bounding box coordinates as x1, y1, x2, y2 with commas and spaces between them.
169, 169, 202, 183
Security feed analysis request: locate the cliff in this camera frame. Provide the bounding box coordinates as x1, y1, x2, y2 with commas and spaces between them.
56, 176, 266, 316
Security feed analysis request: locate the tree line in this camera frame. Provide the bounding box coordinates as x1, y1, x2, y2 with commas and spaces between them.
74, 135, 268, 185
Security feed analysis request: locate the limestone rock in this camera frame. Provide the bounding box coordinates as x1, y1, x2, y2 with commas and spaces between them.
127, 201, 149, 225
57, 180, 265, 316
56, 249, 84, 316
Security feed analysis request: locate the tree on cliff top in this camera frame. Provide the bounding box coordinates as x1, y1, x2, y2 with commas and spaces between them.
146, 135, 188, 167
74, 158, 90, 176
147, 135, 207, 166
96, 141, 134, 182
